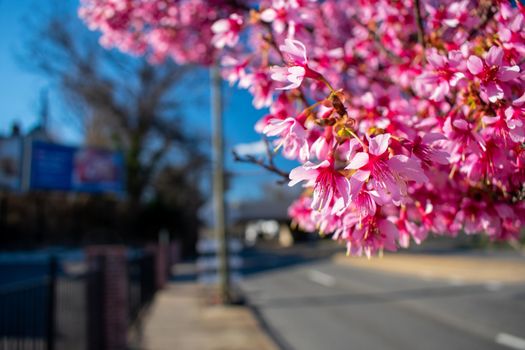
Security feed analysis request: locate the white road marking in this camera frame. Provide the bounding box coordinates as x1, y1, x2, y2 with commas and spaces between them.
496, 333, 525, 350
307, 270, 336, 287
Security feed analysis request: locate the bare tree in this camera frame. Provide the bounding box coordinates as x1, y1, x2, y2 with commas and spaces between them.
22, 7, 208, 206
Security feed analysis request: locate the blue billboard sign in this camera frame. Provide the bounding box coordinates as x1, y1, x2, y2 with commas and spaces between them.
30, 141, 125, 193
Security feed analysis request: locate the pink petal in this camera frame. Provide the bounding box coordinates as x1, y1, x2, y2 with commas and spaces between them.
485, 82, 504, 103
452, 119, 469, 130
513, 92, 525, 106
211, 19, 229, 33
335, 177, 351, 207
486, 46, 503, 67
511, 13, 524, 32
509, 127, 525, 143
467, 56, 483, 75
305, 160, 331, 170
263, 118, 292, 136
389, 155, 428, 183
270, 66, 289, 82
449, 72, 465, 87
497, 65, 520, 81
312, 181, 334, 211
417, 72, 439, 85
288, 164, 317, 187
368, 190, 386, 206
367, 133, 391, 156
429, 81, 449, 101
353, 169, 371, 182
430, 150, 450, 165
499, 28, 512, 42
349, 170, 370, 198
331, 197, 346, 215
447, 50, 463, 66
281, 39, 307, 65
422, 132, 446, 143
346, 152, 369, 169
260, 9, 276, 22
288, 65, 306, 76
378, 219, 399, 251
427, 50, 445, 68
482, 116, 499, 125
275, 81, 301, 90
505, 106, 515, 119
443, 19, 459, 27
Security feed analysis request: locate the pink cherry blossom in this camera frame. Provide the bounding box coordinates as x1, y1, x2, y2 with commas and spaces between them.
263, 117, 309, 161
395, 206, 427, 248
417, 49, 465, 101
402, 133, 449, 167
211, 13, 243, 49
80, 0, 525, 257
345, 133, 427, 204
334, 213, 398, 258
270, 38, 321, 90
289, 159, 350, 213
467, 46, 520, 103
260, 0, 290, 34
483, 107, 525, 144
288, 196, 316, 232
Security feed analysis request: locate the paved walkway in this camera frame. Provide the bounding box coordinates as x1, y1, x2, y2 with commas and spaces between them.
334, 251, 525, 283
139, 282, 277, 350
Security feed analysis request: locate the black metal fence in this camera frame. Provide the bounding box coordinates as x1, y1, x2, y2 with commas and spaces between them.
128, 253, 155, 323
0, 258, 55, 350
0, 250, 158, 350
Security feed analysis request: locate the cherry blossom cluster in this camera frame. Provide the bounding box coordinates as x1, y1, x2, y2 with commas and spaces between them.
80, 0, 525, 257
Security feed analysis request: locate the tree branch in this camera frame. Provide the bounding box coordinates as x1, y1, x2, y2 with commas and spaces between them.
467, 4, 496, 41
413, 0, 426, 63
232, 139, 290, 181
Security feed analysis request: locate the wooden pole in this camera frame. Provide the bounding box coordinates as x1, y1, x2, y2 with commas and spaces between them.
211, 62, 230, 304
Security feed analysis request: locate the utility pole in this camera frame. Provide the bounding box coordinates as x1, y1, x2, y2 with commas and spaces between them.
211, 62, 230, 304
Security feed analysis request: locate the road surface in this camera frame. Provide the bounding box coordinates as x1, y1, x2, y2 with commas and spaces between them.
241, 244, 525, 350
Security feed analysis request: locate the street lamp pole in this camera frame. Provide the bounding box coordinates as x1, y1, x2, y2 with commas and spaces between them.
211, 62, 230, 304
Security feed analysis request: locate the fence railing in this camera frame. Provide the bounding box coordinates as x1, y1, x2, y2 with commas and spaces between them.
0, 247, 164, 350
0, 257, 56, 350
128, 253, 155, 323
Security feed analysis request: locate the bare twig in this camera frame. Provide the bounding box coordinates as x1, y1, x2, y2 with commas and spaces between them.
263, 137, 277, 167
232, 139, 290, 181
413, 0, 426, 63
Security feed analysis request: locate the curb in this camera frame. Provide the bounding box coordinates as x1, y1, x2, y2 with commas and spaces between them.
244, 293, 295, 350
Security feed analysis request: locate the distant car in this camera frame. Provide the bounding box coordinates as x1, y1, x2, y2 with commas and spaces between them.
245, 220, 280, 246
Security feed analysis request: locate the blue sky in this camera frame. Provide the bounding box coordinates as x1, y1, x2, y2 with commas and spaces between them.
0, 0, 294, 202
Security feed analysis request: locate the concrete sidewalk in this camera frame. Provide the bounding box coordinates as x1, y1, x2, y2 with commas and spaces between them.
137, 282, 278, 350
334, 251, 525, 283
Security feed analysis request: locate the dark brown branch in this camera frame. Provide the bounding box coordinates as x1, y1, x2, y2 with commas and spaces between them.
413, 0, 426, 59
467, 4, 496, 41
232, 143, 289, 181
263, 137, 277, 168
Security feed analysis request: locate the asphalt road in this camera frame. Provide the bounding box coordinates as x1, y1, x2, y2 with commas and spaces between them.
240, 245, 525, 350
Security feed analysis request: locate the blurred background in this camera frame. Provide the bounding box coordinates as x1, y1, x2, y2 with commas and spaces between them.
0, 1, 524, 350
